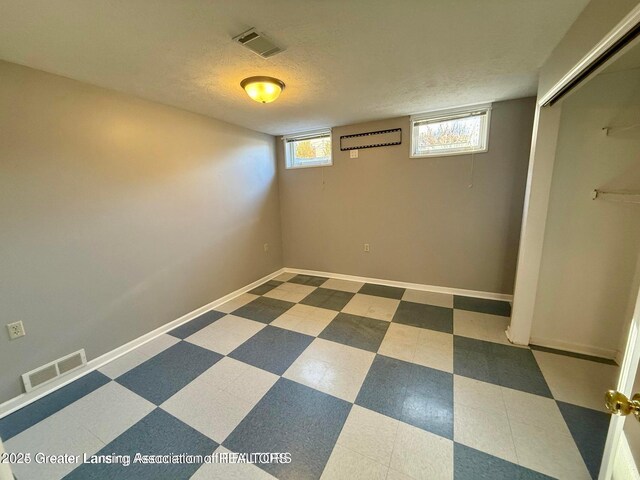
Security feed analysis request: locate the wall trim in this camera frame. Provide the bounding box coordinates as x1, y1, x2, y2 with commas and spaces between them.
613, 432, 640, 480
0, 268, 286, 420
283, 267, 513, 302
529, 335, 618, 361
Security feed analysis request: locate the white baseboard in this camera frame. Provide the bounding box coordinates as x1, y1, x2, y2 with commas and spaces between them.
529, 335, 619, 361
283, 267, 514, 302
0, 268, 285, 420
0, 266, 511, 419
613, 432, 640, 480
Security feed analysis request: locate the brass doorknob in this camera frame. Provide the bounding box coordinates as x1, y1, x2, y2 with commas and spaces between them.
605, 390, 640, 421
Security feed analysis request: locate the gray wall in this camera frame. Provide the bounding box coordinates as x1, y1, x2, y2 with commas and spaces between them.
530, 65, 640, 358
538, 0, 639, 98
278, 98, 535, 294
0, 61, 283, 403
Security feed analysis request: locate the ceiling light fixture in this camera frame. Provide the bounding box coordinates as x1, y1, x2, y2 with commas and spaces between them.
240, 76, 285, 104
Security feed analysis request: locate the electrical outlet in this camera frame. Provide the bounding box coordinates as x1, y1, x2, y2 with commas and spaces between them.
7, 321, 26, 340
263, 243, 269, 252
364, 243, 370, 252
350, 149, 359, 158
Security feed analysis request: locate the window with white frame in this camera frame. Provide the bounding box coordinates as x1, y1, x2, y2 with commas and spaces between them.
283, 129, 332, 169
410, 104, 491, 158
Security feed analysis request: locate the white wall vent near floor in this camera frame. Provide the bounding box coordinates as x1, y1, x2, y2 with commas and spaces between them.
21, 349, 87, 392
232, 28, 282, 58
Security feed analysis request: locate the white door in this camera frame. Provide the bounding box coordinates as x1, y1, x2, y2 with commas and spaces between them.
599, 284, 640, 479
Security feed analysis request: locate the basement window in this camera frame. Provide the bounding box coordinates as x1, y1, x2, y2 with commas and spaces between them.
283, 129, 332, 169
410, 104, 491, 158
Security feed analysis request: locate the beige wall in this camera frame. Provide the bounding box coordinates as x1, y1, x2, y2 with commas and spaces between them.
278, 98, 535, 294
0, 61, 283, 403
538, 0, 638, 98
530, 65, 640, 358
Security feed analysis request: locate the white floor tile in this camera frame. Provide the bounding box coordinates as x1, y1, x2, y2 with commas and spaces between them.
500, 387, 591, 478
386, 468, 414, 480
413, 329, 453, 373
390, 422, 453, 480
288, 303, 339, 322
168, 387, 251, 443
321, 444, 388, 480
185, 314, 265, 354
137, 334, 181, 357
337, 405, 399, 466
273, 272, 297, 282
99, 334, 180, 378
200, 356, 251, 388
342, 294, 400, 322
533, 350, 619, 411
5, 412, 104, 480
189, 356, 277, 403
453, 375, 505, 415
402, 290, 453, 308
191, 446, 277, 479
510, 418, 591, 479
322, 278, 365, 293
453, 310, 510, 345
378, 323, 420, 363
224, 362, 279, 405
163, 382, 243, 443
378, 324, 452, 372
264, 283, 316, 303
98, 349, 150, 379
57, 382, 154, 444
453, 403, 517, 463
216, 293, 260, 314
161, 358, 276, 443
284, 358, 359, 402
271, 304, 337, 336
501, 387, 571, 436
303, 338, 375, 374
284, 338, 374, 402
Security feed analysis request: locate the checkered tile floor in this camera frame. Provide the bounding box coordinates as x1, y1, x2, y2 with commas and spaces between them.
0, 273, 618, 480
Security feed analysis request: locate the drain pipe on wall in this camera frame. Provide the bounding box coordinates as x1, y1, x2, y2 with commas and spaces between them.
0, 437, 13, 480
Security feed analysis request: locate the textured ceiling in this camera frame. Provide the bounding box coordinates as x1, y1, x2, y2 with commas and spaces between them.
0, 0, 589, 135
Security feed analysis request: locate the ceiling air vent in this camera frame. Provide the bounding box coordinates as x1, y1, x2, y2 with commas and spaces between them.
22, 349, 87, 392
232, 28, 282, 58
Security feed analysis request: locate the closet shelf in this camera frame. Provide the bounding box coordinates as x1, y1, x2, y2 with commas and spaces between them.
602, 123, 640, 136
592, 189, 640, 204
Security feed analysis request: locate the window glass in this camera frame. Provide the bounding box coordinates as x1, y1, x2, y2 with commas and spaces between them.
411, 106, 490, 157
284, 130, 332, 169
